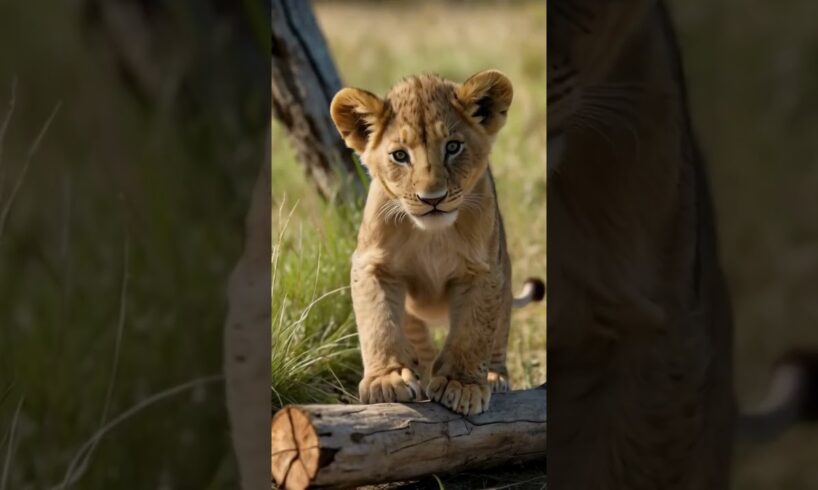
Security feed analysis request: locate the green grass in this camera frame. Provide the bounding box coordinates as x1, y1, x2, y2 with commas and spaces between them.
271, 1, 548, 409
0, 93, 239, 487
0, 1, 250, 486
271, 197, 362, 410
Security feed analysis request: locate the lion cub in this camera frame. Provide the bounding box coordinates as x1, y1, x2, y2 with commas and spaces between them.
330, 71, 540, 415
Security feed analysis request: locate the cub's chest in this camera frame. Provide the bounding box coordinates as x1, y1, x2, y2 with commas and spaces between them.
397, 237, 466, 325
395, 234, 465, 291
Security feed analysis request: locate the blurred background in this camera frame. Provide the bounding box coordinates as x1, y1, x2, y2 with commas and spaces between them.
272, 1, 818, 489
671, 1, 818, 488
0, 0, 268, 487
1, 0, 814, 487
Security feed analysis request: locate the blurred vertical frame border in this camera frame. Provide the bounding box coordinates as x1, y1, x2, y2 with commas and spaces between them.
0, 0, 272, 487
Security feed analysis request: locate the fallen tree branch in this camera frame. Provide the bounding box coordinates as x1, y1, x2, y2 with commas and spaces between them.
271, 387, 547, 489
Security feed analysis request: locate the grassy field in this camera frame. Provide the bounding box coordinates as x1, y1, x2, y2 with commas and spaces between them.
274, 1, 818, 489
271, 0, 548, 412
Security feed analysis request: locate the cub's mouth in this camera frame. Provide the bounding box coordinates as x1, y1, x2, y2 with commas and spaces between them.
409, 208, 460, 231
420, 208, 454, 217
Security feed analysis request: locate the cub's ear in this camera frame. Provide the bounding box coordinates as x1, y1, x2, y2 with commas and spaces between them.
330, 88, 385, 154
456, 70, 513, 136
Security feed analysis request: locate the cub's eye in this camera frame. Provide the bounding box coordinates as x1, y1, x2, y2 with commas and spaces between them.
390, 149, 410, 165
445, 140, 463, 157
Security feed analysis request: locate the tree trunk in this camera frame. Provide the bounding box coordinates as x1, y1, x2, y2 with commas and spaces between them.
271, 388, 547, 489
271, 0, 363, 201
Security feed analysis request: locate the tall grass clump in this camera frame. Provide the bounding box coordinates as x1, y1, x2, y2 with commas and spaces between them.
271, 199, 363, 410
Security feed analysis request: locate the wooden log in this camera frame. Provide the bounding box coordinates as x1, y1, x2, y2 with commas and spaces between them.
271, 388, 547, 489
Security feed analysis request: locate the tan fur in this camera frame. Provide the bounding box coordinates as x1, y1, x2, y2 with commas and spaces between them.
330, 71, 515, 415
547, 1, 734, 488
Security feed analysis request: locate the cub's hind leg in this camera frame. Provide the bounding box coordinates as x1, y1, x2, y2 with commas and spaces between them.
488, 283, 513, 393
402, 313, 437, 388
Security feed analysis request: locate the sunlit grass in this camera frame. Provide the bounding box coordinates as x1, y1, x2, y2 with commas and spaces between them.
270, 1, 547, 406
271, 195, 362, 408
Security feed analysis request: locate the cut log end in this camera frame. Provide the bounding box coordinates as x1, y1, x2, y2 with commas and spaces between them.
271, 406, 319, 490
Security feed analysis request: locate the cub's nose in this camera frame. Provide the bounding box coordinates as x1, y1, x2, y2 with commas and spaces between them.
417, 190, 448, 207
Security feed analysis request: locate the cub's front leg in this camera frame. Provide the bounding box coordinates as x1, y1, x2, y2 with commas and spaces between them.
427, 272, 501, 415
351, 257, 422, 403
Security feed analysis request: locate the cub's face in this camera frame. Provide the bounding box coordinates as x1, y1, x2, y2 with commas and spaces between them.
330, 71, 513, 231
547, 0, 655, 138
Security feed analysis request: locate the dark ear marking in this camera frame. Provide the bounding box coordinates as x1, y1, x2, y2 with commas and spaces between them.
330, 88, 385, 153
470, 95, 509, 125
350, 116, 373, 142
456, 70, 513, 136
471, 95, 492, 122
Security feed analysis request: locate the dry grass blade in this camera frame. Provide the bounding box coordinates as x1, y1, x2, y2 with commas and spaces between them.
0, 77, 18, 208
59, 236, 131, 488
53, 375, 222, 490
0, 77, 18, 171
0, 397, 24, 490
0, 101, 62, 240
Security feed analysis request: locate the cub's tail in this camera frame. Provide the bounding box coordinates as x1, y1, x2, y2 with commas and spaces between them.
738, 349, 818, 441
512, 278, 546, 309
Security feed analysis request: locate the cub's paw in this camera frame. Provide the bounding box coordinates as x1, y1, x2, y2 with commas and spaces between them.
426, 376, 491, 415
358, 368, 422, 403
487, 370, 510, 393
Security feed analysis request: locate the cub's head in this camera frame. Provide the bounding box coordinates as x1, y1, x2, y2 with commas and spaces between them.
330, 70, 512, 231
548, 0, 654, 138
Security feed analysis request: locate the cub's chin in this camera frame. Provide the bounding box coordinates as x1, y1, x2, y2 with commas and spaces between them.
410, 209, 459, 231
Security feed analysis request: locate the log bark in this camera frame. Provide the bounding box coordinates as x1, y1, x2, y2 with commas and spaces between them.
271, 388, 547, 489
271, 0, 363, 201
